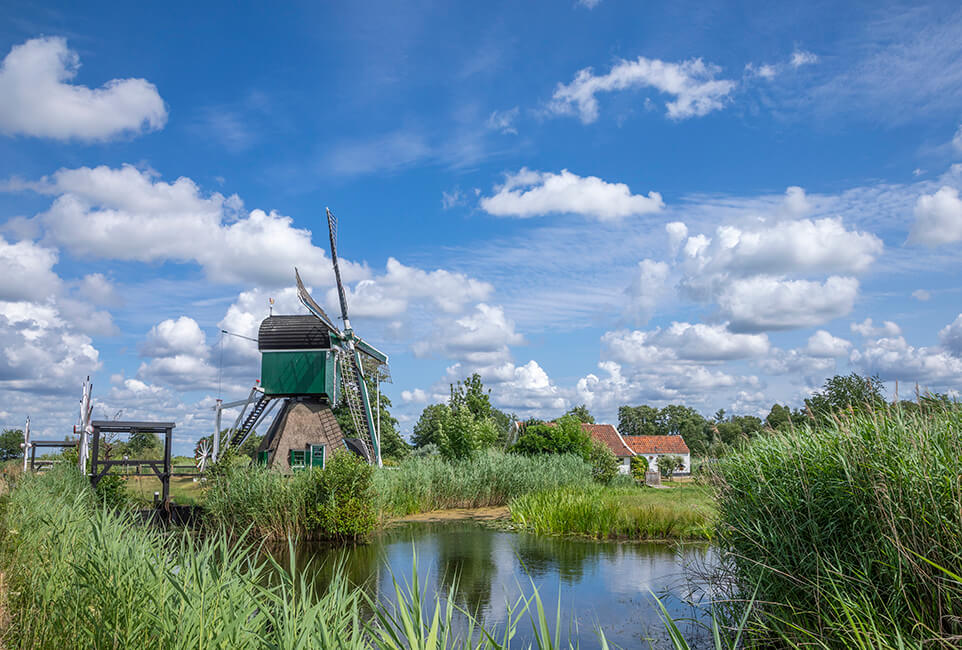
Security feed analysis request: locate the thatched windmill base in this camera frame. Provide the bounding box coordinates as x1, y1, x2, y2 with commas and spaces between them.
257, 398, 345, 474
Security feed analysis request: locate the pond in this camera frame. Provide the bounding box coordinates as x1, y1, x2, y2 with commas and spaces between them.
280, 520, 717, 649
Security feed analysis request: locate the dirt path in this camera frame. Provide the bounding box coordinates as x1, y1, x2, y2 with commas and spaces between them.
390, 506, 510, 523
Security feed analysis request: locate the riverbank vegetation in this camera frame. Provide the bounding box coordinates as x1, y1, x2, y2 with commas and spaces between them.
0, 465, 610, 649
509, 483, 715, 540
706, 402, 962, 648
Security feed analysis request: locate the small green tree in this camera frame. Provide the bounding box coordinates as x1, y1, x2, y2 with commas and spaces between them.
565, 404, 595, 424
511, 415, 591, 457
805, 373, 886, 421
411, 403, 449, 448
0, 428, 24, 461
303, 450, 376, 542
659, 454, 683, 480
437, 407, 477, 461
127, 429, 161, 457
630, 455, 649, 481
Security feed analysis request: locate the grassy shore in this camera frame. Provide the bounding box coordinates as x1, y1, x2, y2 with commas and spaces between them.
509, 483, 715, 541
0, 466, 607, 649
373, 450, 595, 517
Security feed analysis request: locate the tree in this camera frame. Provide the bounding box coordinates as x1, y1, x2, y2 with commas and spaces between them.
437, 406, 477, 461
805, 373, 885, 421
659, 454, 683, 480
618, 405, 660, 436
565, 404, 595, 424
450, 373, 493, 422
411, 403, 450, 448
511, 415, 591, 457
127, 429, 161, 456
765, 403, 792, 430
0, 428, 23, 461
630, 455, 649, 481
660, 405, 710, 453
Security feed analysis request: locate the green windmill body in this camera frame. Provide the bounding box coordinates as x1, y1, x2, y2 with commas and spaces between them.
225, 209, 388, 471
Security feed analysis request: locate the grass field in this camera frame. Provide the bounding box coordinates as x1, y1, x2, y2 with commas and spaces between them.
124, 475, 205, 505
509, 482, 716, 540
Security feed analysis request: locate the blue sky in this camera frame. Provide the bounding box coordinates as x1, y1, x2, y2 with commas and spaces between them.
2, 1, 962, 453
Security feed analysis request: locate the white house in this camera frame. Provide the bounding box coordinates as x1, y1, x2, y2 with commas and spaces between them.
623, 435, 691, 475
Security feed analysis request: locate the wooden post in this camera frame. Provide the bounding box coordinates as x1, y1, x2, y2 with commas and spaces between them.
90, 423, 100, 484
162, 425, 172, 505
21, 416, 30, 473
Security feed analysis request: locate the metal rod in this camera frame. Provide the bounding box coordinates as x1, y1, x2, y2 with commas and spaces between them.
21, 415, 30, 473
212, 399, 222, 463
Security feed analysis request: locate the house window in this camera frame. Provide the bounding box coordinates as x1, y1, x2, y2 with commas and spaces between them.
308, 444, 326, 469
289, 449, 307, 470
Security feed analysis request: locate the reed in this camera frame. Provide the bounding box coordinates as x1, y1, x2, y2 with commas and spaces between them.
373, 450, 594, 517
711, 405, 962, 646
508, 484, 715, 540
1, 465, 612, 649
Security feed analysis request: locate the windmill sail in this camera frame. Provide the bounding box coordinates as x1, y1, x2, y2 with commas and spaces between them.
295, 268, 339, 332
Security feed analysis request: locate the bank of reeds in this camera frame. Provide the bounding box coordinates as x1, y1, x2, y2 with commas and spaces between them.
1, 465, 612, 649
711, 405, 962, 647
509, 484, 715, 540
373, 450, 594, 517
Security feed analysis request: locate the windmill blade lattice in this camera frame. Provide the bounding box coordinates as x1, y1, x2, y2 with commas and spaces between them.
336, 348, 376, 461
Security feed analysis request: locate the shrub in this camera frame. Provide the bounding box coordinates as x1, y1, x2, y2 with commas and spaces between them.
658, 454, 683, 480
303, 450, 376, 543
587, 439, 618, 484
629, 455, 648, 480
510, 415, 590, 457
94, 473, 128, 508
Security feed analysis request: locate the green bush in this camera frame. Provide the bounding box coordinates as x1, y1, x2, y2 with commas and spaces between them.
713, 406, 962, 645
303, 450, 376, 542
587, 439, 618, 484
94, 474, 128, 508
510, 415, 590, 457
629, 455, 648, 480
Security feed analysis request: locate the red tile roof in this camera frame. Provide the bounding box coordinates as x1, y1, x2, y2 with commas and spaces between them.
623, 435, 690, 455
581, 423, 634, 457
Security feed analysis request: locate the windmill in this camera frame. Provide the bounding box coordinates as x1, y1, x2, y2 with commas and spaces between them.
195, 438, 212, 472
220, 208, 388, 470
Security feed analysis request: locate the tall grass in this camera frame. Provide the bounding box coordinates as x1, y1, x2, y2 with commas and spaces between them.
711, 406, 962, 646
374, 450, 594, 517
201, 463, 307, 539
1, 465, 617, 649
509, 484, 715, 540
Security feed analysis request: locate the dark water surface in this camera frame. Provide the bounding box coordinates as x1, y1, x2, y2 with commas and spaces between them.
281, 521, 717, 649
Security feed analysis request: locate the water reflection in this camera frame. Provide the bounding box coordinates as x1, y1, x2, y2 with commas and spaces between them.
275, 522, 716, 649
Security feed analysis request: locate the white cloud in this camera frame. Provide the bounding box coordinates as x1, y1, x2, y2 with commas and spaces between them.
939, 314, 962, 357
665, 221, 688, 255
486, 107, 519, 134
805, 330, 852, 357
75, 273, 120, 306
790, 49, 818, 67
953, 125, 962, 152
603, 322, 769, 363
851, 318, 902, 338
549, 56, 736, 122
0, 37, 166, 140
624, 259, 670, 324
912, 289, 931, 302
745, 63, 777, 79
413, 303, 524, 365
0, 237, 60, 301
329, 258, 492, 318
141, 316, 208, 359
441, 188, 466, 209
720, 276, 859, 333
26, 164, 356, 287
909, 186, 962, 246
851, 335, 962, 387
480, 168, 663, 220
577, 0, 602, 8
0, 299, 101, 393
400, 388, 428, 403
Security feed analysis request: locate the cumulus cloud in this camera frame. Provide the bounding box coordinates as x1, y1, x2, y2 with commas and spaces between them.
719, 276, 859, 333
400, 388, 428, 403
851, 335, 962, 387
909, 186, 962, 246
603, 322, 769, 363
0, 237, 60, 301
549, 56, 736, 122
413, 303, 524, 366
480, 168, 663, 220
805, 330, 852, 357
851, 318, 902, 338
939, 314, 962, 357
0, 299, 101, 393
22, 164, 358, 287
141, 317, 208, 359
0, 37, 166, 140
